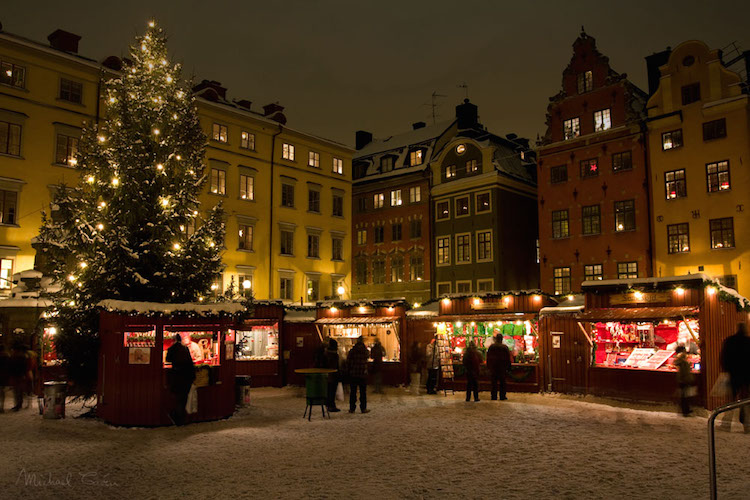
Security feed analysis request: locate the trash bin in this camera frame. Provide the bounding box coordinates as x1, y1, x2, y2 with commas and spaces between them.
305, 373, 328, 402
235, 375, 252, 406
43, 381, 67, 419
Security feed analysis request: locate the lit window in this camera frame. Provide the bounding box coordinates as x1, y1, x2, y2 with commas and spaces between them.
282, 143, 295, 161
436, 200, 449, 220
308, 151, 320, 168
445, 165, 456, 179
710, 218, 734, 249
409, 186, 421, 203
584, 264, 603, 281
594, 109, 611, 132
437, 237, 451, 265
210, 169, 226, 195
665, 169, 686, 199
617, 262, 638, 279
357, 229, 367, 245
240, 131, 255, 150
410, 150, 423, 166
662, 129, 683, 150
476, 192, 490, 213
456, 144, 466, 154
455, 197, 469, 217
582, 205, 601, 235
552, 210, 569, 239
332, 157, 343, 174
372, 258, 385, 284
390, 255, 404, 282
614, 200, 635, 232
212, 123, 228, 143
477, 231, 492, 261
409, 255, 424, 281
0, 258, 12, 290
563, 117, 580, 140
55, 134, 79, 165
612, 151, 632, 172
0, 61, 25, 88
390, 190, 402, 206
577, 71, 593, 94
554, 267, 571, 294
280, 277, 294, 300
456, 234, 471, 263
238, 224, 253, 251
240, 174, 254, 200
580, 158, 598, 178
667, 223, 690, 254
706, 160, 730, 192
373, 193, 384, 209
465, 160, 478, 173
306, 276, 320, 301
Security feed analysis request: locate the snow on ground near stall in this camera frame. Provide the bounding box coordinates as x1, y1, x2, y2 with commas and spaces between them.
1, 389, 749, 500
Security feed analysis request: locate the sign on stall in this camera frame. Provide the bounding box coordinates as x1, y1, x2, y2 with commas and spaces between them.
610, 292, 670, 305
128, 347, 151, 365
623, 348, 655, 367
552, 334, 562, 349
638, 350, 675, 370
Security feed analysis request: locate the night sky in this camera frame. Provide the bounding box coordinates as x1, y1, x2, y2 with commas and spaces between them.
3, 0, 749, 148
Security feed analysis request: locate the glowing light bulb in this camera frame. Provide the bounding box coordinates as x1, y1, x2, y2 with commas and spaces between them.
242, 279, 252, 290
148, 63, 154, 70
109, 97, 116, 103
208, 241, 215, 248
198, 297, 204, 302
79, 262, 87, 268
707, 286, 717, 296
337, 286, 345, 296
210, 283, 218, 291
161, 59, 167, 66
69, 158, 78, 166
99, 201, 106, 208
161, 198, 169, 207
153, 128, 160, 136
166, 76, 173, 83
148, 20, 155, 28
193, 210, 199, 216
172, 114, 178, 120
176, 91, 184, 99
675, 287, 685, 296
173, 243, 181, 250
533, 294, 541, 302
567, 295, 574, 301
413, 302, 420, 309
141, 44, 147, 51
442, 297, 451, 306
156, 164, 164, 170
98, 135, 106, 143
111, 178, 119, 186
48, 327, 57, 336
87, 176, 95, 183
67, 275, 76, 281
329, 306, 337, 313
634, 291, 644, 300
97, 223, 104, 230
473, 298, 481, 306
176, 155, 181, 160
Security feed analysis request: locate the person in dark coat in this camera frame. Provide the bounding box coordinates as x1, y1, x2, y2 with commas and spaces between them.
720, 323, 750, 431
8, 343, 28, 412
324, 338, 341, 412
674, 346, 694, 417
347, 337, 370, 413
370, 338, 386, 394
313, 337, 328, 369
0, 345, 9, 412
425, 338, 440, 395
486, 334, 511, 401
409, 341, 425, 395
462, 342, 482, 402
166, 334, 196, 425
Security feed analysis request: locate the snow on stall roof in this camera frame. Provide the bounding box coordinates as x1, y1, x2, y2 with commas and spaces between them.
406, 301, 440, 318
355, 120, 454, 158
98, 299, 246, 316
539, 305, 585, 315
0, 298, 52, 308
13, 269, 43, 279
283, 309, 316, 323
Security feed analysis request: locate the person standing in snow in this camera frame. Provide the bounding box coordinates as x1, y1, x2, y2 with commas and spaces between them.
462, 342, 482, 402
0, 345, 9, 412
674, 346, 694, 417
486, 335, 511, 401
166, 334, 195, 425
347, 337, 370, 413
720, 322, 750, 431
370, 338, 386, 394
425, 338, 440, 395
409, 341, 425, 395
8, 342, 28, 411
324, 338, 341, 413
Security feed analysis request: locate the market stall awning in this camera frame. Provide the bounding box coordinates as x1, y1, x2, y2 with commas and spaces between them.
315, 317, 399, 325
435, 314, 538, 322
578, 306, 699, 322
236, 319, 280, 326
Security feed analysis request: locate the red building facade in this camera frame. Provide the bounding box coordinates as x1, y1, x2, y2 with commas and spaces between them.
537, 31, 651, 294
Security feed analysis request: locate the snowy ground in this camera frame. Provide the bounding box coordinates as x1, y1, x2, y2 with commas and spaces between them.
1, 387, 749, 499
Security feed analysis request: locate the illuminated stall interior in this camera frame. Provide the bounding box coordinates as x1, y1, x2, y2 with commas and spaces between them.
161, 327, 222, 366
233, 321, 280, 360
434, 317, 539, 364
316, 317, 401, 362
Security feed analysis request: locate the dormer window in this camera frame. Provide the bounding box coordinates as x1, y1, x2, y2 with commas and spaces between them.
410, 150, 423, 166
380, 156, 394, 172
445, 165, 456, 179
577, 71, 593, 94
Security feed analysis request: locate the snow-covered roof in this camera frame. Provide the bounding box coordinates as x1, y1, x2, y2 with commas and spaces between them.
539, 305, 585, 316
284, 309, 316, 323
356, 121, 454, 158
0, 298, 53, 309
581, 274, 711, 288
406, 301, 440, 318
98, 299, 246, 316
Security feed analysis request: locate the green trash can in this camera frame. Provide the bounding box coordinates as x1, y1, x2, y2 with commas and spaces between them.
305, 373, 328, 402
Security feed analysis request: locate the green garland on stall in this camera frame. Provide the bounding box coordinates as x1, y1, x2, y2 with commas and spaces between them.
507, 365, 535, 383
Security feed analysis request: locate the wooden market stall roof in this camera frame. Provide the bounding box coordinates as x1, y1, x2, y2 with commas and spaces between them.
315, 316, 399, 324
578, 306, 699, 322
432, 313, 539, 322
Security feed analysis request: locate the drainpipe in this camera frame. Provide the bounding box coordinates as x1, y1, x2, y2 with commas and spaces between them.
641, 120, 655, 277
268, 123, 283, 299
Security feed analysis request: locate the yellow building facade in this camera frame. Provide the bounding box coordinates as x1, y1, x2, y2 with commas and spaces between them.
0, 29, 351, 302
647, 40, 750, 296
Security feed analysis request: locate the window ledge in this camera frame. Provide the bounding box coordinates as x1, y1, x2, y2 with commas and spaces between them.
239, 147, 256, 152
56, 98, 85, 107
551, 236, 570, 241
0, 83, 28, 93
614, 229, 637, 234
237, 248, 255, 253
582, 233, 602, 238
703, 137, 727, 143
238, 197, 256, 202
208, 192, 228, 197
613, 169, 634, 174
662, 147, 683, 152
0, 223, 20, 228
707, 189, 731, 195
476, 259, 493, 264
0, 153, 23, 160
280, 205, 296, 209
307, 210, 321, 215
210, 139, 230, 146
51, 162, 76, 169
279, 253, 294, 257
711, 247, 736, 251
306, 256, 321, 260
331, 214, 344, 219
331, 258, 344, 262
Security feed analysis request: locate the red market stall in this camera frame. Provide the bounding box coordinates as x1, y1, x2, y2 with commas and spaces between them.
540, 275, 749, 409
422, 292, 557, 393
315, 300, 406, 386
97, 300, 245, 426
233, 302, 285, 387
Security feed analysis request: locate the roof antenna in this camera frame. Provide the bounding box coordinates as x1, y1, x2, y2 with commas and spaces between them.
457, 82, 469, 100
430, 91, 446, 125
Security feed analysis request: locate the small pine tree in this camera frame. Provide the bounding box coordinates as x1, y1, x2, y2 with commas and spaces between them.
37, 21, 226, 394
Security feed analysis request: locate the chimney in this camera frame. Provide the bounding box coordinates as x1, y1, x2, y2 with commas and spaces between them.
48, 29, 81, 53
101, 56, 123, 71
235, 99, 252, 111
456, 98, 479, 129
412, 121, 426, 130
192, 80, 227, 101
356, 130, 373, 150
645, 47, 672, 96
263, 102, 284, 116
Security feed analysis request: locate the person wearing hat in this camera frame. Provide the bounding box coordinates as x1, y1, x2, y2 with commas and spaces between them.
346, 336, 370, 413
486, 334, 511, 401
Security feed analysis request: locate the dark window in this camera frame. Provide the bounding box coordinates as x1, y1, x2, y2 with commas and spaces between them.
308, 189, 320, 213
718, 275, 738, 291
238, 224, 253, 250
703, 119, 727, 141
612, 151, 632, 172
355, 259, 367, 285
380, 156, 393, 172
60, 78, 82, 104
455, 197, 469, 217
332, 238, 343, 261
550, 165, 567, 184
710, 217, 734, 249
552, 210, 569, 239
476, 192, 491, 212
665, 169, 687, 199
706, 161, 730, 192
280, 230, 294, 255
280, 277, 293, 300
553, 267, 571, 295
614, 200, 635, 232
582, 205, 601, 235
667, 223, 690, 254
0, 121, 21, 156
584, 264, 603, 281
617, 262, 638, 279
281, 184, 294, 208
357, 197, 367, 213
456, 234, 471, 263
410, 255, 424, 281
332, 194, 344, 216
306, 277, 319, 301
681, 83, 701, 105
436, 201, 450, 220
0, 189, 18, 225
580, 158, 599, 178
391, 224, 402, 241
372, 258, 386, 284
662, 129, 683, 150
307, 234, 319, 258
410, 219, 422, 239
477, 231, 492, 261
577, 71, 593, 94
390, 255, 404, 283
374, 226, 384, 244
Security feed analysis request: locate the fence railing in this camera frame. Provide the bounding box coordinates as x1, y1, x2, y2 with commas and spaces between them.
707, 397, 750, 500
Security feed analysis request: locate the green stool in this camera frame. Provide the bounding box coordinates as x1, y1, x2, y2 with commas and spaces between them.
304, 373, 329, 421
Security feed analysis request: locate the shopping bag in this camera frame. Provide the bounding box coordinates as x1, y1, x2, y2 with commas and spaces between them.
685, 385, 698, 398
710, 373, 731, 398
335, 382, 344, 402
186, 384, 198, 414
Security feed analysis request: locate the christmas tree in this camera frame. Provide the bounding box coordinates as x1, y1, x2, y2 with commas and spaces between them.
37, 21, 226, 393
